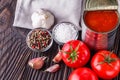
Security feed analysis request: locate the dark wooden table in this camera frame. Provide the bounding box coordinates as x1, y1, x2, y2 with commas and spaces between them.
0, 0, 120, 80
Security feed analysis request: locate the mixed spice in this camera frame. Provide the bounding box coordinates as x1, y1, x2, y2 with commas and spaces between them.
27, 29, 51, 51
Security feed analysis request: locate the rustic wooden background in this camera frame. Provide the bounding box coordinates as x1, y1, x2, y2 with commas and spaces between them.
0, 0, 120, 80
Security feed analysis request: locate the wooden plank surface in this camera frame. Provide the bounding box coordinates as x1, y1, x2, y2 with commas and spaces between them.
0, 0, 120, 80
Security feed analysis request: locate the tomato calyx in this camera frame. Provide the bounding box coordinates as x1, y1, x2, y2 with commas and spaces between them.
61, 43, 81, 63
98, 52, 118, 66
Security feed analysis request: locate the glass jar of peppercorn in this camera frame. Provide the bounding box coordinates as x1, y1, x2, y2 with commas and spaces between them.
26, 28, 53, 52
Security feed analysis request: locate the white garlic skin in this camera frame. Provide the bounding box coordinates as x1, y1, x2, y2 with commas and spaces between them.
31, 9, 54, 29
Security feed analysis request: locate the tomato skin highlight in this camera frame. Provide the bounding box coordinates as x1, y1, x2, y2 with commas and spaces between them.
68, 67, 98, 80
61, 40, 90, 68
91, 50, 120, 79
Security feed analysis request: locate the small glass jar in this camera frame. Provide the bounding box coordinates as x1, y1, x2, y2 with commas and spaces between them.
26, 28, 53, 52
52, 22, 79, 45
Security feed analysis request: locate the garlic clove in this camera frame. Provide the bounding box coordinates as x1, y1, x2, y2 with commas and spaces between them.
28, 56, 47, 69
44, 64, 60, 72
53, 51, 62, 63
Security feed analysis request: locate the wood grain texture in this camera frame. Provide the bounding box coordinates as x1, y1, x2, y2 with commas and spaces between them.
0, 0, 120, 80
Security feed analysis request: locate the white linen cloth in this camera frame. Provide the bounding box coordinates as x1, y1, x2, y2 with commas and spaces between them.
118, 0, 120, 13
13, 0, 83, 30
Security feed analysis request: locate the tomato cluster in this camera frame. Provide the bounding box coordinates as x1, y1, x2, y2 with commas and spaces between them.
60, 40, 120, 80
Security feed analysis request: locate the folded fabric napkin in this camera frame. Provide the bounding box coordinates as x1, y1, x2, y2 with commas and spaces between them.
118, 0, 120, 13
13, 0, 83, 30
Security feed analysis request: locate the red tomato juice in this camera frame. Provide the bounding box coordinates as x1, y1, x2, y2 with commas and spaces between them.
84, 10, 118, 32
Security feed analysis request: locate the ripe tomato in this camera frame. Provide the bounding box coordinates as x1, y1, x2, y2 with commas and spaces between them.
68, 67, 98, 80
91, 50, 120, 79
61, 40, 90, 68
119, 59, 120, 72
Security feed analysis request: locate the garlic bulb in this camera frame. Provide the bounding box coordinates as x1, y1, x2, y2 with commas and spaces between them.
31, 9, 54, 29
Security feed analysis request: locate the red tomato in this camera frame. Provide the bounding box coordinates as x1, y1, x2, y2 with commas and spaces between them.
61, 40, 90, 68
91, 50, 120, 79
119, 60, 120, 72
68, 67, 98, 80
